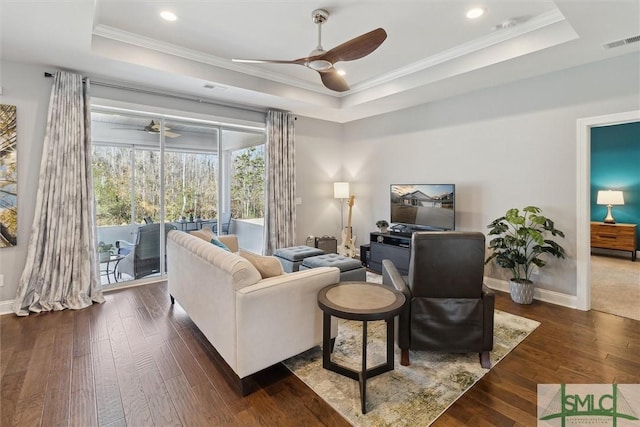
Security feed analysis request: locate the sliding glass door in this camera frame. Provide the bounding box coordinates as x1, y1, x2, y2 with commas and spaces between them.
91, 109, 265, 288
222, 129, 265, 253
163, 119, 219, 231
92, 113, 164, 286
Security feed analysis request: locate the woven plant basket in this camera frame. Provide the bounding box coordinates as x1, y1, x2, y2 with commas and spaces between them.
509, 279, 534, 304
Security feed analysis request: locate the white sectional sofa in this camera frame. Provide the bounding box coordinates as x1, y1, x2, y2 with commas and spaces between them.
166, 229, 340, 394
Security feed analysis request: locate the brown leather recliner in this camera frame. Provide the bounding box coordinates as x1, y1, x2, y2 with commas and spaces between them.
382, 231, 495, 368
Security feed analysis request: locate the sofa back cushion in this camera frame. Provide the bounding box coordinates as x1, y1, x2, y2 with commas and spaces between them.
169, 230, 261, 290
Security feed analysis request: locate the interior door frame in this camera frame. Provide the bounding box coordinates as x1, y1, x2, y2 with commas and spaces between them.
575, 109, 640, 310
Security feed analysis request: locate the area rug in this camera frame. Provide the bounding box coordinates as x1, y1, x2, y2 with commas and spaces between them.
283, 305, 539, 426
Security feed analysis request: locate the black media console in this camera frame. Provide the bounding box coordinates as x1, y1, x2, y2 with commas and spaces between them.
368, 232, 411, 275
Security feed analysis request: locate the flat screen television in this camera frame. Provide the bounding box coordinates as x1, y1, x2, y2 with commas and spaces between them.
390, 184, 455, 231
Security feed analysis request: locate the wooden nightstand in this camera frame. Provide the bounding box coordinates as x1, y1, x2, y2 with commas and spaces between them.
590, 222, 637, 261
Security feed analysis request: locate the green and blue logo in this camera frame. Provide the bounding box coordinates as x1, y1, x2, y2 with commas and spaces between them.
538, 384, 640, 426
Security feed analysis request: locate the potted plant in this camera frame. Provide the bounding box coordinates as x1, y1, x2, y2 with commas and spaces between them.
97, 241, 114, 262
376, 219, 389, 233
485, 206, 566, 304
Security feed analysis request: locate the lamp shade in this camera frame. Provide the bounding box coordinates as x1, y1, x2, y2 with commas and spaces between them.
596, 190, 624, 205
334, 182, 350, 199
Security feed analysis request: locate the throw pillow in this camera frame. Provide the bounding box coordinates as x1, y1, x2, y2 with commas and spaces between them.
191, 228, 214, 242
210, 238, 231, 252
239, 250, 284, 279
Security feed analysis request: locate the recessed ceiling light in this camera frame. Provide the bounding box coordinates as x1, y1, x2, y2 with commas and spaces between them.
466, 7, 485, 19
160, 11, 178, 22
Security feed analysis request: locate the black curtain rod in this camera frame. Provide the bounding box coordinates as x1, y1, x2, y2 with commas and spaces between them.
44, 72, 87, 82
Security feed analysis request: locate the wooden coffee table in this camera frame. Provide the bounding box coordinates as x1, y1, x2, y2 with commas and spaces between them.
317, 281, 405, 414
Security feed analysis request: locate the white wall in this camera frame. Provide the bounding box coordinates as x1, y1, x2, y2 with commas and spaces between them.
293, 116, 344, 244
342, 52, 640, 297
0, 61, 50, 305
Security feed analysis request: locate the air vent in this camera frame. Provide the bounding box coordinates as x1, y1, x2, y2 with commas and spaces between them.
603, 34, 640, 49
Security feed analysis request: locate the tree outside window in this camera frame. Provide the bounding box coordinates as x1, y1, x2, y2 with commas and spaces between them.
231, 146, 265, 220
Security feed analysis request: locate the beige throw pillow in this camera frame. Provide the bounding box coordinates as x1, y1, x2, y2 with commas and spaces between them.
191, 228, 214, 242
239, 250, 284, 279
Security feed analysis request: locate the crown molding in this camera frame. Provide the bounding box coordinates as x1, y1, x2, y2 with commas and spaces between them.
92, 24, 328, 95
94, 8, 567, 99
350, 9, 568, 93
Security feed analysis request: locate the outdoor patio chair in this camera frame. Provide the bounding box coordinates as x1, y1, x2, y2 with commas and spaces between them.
213, 212, 232, 235
116, 223, 177, 280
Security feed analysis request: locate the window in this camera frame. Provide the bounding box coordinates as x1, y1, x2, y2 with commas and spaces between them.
231, 145, 265, 220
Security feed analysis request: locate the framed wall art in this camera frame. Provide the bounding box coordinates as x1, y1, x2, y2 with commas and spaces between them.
0, 104, 17, 247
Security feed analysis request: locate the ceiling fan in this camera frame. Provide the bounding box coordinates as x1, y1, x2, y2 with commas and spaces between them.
232, 9, 387, 92
142, 120, 180, 138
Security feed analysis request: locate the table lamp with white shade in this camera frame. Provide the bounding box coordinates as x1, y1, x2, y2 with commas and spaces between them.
596, 190, 624, 224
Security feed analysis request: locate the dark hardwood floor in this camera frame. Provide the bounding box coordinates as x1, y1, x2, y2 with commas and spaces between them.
1, 282, 638, 426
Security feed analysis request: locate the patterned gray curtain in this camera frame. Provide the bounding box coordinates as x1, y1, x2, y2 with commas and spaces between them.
264, 110, 296, 255
13, 71, 104, 315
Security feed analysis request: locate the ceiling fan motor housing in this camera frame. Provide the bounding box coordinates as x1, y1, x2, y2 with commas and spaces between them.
307, 9, 332, 70
312, 9, 329, 24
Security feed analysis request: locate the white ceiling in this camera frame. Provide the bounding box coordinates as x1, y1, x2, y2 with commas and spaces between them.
1, 0, 639, 123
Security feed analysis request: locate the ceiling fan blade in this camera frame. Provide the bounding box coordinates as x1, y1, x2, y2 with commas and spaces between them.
319, 69, 350, 92
322, 28, 387, 64
232, 57, 308, 65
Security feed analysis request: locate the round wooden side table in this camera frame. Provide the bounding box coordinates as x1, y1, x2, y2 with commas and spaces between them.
317, 281, 405, 414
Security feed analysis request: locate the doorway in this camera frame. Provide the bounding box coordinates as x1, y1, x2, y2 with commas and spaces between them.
576, 110, 640, 314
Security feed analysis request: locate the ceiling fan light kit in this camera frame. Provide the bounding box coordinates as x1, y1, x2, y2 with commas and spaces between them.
306, 59, 333, 71
232, 8, 386, 92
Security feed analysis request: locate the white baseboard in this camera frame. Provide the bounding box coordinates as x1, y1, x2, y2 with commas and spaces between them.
484, 277, 579, 310
0, 299, 14, 316
0, 279, 165, 316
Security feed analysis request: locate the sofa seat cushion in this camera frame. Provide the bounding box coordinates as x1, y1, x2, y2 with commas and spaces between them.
239, 250, 284, 279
